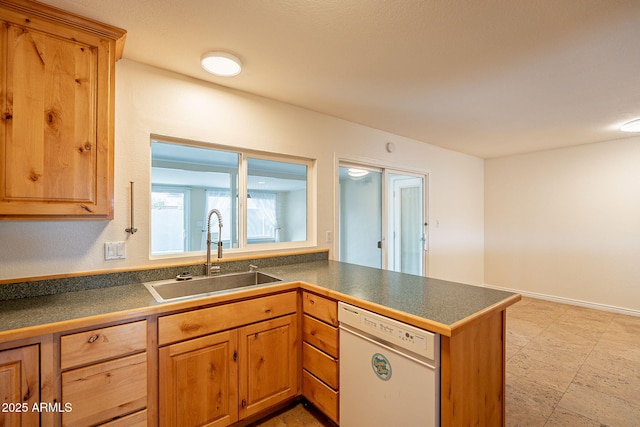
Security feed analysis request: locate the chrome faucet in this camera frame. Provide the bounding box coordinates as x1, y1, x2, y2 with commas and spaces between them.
206, 209, 223, 276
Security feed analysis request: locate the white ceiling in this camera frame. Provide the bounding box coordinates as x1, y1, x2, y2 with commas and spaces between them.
41, 0, 640, 158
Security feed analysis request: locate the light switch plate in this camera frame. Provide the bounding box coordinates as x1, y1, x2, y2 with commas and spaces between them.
105, 241, 126, 260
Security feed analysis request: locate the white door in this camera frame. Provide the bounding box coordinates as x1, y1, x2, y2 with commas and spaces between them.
338, 164, 428, 276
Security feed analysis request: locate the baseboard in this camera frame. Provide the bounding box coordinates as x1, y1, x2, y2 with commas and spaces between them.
483, 284, 640, 317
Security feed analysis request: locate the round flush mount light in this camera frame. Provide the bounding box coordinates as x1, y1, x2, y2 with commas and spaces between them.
348, 168, 369, 178
621, 118, 640, 132
201, 51, 242, 76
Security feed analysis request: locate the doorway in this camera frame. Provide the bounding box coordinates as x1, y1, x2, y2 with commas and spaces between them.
338, 164, 428, 276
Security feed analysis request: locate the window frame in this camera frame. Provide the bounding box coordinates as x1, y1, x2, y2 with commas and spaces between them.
150, 135, 316, 259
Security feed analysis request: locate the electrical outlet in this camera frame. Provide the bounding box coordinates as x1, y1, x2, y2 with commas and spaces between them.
326, 230, 333, 243
105, 241, 126, 260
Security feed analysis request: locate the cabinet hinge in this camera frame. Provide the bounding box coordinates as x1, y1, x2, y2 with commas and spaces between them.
233, 351, 238, 362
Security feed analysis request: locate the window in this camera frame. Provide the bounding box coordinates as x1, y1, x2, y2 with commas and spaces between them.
150, 138, 313, 256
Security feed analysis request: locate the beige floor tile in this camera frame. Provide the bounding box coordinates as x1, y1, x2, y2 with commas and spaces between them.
507, 317, 545, 348
505, 372, 563, 423
542, 320, 603, 343
601, 314, 640, 346
593, 336, 640, 364
508, 301, 566, 325
575, 350, 640, 407
507, 350, 580, 392
545, 407, 601, 427
557, 382, 640, 426
518, 328, 595, 367
251, 403, 333, 427
556, 307, 614, 335
506, 340, 522, 362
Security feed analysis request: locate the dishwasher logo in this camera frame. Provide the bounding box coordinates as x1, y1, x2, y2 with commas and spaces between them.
371, 353, 392, 381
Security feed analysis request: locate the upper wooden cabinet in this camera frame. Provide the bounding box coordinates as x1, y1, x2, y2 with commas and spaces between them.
0, 0, 126, 219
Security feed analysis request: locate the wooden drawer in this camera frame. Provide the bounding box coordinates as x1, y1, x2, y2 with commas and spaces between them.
303, 370, 338, 424
302, 292, 338, 326
303, 342, 338, 389
99, 409, 147, 427
62, 352, 147, 426
159, 291, 297, 345
61, 320, 147, 370
303, 315, 338, 358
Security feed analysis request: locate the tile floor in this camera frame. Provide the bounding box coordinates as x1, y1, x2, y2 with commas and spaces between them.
506, 296, 640, 426
253, 297, 640, 426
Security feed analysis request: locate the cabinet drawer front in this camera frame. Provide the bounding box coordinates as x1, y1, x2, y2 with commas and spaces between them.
303, 342, 338, 389
99, 409, 147, 427
302, 292, 338, 326
61, 320, 147, 370
303, 315, 338, 358
62, 353, 147, 427
159, 292, 297, 345
302, 370, 338, 424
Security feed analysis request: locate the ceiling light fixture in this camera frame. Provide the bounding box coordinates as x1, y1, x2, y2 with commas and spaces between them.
620, 118, 640, 132
201, 51, 242, 77
348, 168, 369, 178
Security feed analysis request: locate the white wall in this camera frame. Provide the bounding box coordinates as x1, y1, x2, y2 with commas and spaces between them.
485, 137, 640, 312
0, 60, 485, 286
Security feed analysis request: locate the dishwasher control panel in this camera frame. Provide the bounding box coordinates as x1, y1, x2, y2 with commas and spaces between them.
338, 302, 439, 361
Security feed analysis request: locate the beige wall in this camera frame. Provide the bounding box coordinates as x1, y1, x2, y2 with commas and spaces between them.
0, 60, 485, 286
485, 136, 640, 313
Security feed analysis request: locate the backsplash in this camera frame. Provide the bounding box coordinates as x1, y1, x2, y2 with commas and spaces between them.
0, 250, 328, 301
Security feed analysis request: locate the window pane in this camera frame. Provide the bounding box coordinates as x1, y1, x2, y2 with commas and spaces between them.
247, 158, 307, 243
151, 141, 239, 255
206, 190, 235, 248
151, 190, 186, 254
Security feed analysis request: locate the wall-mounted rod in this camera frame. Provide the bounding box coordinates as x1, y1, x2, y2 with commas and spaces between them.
125, 181, 138, 234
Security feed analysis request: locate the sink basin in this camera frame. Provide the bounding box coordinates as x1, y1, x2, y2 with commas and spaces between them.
144, 271, 282, 302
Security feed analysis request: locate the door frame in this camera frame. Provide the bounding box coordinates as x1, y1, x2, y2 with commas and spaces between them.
334, 154, 430, 276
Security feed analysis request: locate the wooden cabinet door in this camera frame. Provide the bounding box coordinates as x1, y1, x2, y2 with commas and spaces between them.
159, 330, 238, 427
238, 314, 298, 419
0, 2, 124, 219
0, 20, 110, 217
0, 345, 39, 427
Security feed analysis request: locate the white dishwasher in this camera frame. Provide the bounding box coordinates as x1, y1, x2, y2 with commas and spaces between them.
338, 302, 440, 427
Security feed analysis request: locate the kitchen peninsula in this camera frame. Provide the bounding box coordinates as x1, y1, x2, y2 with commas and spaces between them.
0, 258, 520, 426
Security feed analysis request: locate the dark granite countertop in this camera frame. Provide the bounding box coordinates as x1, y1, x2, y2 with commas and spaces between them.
262, 261, 518, 328
0, 260, 519, 339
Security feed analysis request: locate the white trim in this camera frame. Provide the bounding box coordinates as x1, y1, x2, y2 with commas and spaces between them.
484, 283, 640, 317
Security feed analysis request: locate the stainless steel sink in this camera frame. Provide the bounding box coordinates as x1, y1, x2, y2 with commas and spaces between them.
144, 271, 282, 302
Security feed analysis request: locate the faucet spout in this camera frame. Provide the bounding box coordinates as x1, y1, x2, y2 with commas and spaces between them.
206, 209, 223, 276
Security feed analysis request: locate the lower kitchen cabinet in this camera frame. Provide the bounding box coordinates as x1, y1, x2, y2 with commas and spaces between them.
238, 314, 298, 419
157, 293, 299, 427
59, 320, 148, 427
159, 330, 238, 427
0, 345, 40, 427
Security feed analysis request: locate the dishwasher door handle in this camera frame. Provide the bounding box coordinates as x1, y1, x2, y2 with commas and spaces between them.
340, 325, 438, 369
